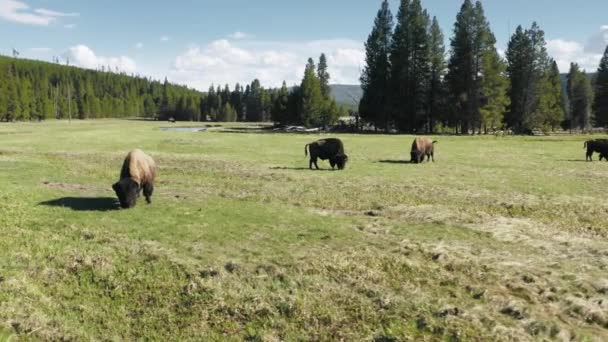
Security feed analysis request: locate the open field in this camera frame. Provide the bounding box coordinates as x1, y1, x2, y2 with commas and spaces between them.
1, 120, 608, 341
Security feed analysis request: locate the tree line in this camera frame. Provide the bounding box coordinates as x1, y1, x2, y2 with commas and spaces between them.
0, 55, 203, 122
360, 0, 608, 133
0, 53, 345, 127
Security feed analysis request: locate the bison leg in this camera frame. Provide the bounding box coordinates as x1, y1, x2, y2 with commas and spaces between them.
143, 183, 154, 204
329, 159, 336, 169
310, 157, 320, 170
587, 151, 593, 161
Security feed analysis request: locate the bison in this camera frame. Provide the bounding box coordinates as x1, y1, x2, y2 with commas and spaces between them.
112, 149, 157, 209
411, 137, 437, 164
584, 139, 608, 161
305, 138, 348, 170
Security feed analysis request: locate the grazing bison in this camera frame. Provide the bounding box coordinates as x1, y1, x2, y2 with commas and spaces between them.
411, 137, 437, 164
305, 138, 348, 170
584, 139, 608, 161
112, 149, 156, 209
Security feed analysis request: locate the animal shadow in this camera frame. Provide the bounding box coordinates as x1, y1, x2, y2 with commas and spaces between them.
39, 197, 119, 212
270, 166, 336, 171
378, 159, 413, 164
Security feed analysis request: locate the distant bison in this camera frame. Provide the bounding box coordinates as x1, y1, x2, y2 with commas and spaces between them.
584, 139, 608, 161
411, 137, 437, 164
305, 138, 348, 170
112, 149, 157, 209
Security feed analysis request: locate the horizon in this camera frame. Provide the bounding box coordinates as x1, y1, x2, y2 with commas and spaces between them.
1, 0, 607, 91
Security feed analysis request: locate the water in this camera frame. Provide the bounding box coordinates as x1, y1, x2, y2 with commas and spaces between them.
160, 127, 207, 133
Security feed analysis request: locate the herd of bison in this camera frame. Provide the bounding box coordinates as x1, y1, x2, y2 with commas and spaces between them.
112, 137, 605, 209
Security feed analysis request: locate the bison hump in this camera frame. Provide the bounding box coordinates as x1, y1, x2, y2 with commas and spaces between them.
125, 149, 156, 185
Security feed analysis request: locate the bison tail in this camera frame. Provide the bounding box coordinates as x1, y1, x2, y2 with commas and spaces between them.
304, 144, 309, 157
584, 141, 587, 149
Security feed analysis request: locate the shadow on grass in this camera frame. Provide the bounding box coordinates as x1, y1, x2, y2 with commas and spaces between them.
270, 166, 337, 171
558, 159, 595, 163
378, 160, 414, 164
39, 197, 119, 212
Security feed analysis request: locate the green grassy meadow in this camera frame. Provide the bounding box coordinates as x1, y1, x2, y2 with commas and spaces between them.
1, 120, 608, 341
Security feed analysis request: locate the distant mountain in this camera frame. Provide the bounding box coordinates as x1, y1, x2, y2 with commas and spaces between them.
329, 84, 362, 110
330, 74, 599, 112
560, 73, 596, 92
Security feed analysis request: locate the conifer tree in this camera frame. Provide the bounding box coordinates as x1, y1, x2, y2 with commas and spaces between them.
506, 22, 549, 132
271, 81, 290, 124
299, 58, 324, 127
428, 16, 446, 132
568, 63, 593, 129
317, 54, 331, 99
360, 0, 393, 131
535, 60, 564, 130
594, 45, 608, 127
390, 0, 431, 132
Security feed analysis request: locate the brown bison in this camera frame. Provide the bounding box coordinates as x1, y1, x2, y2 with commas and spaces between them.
112, 149, 157, 209
411, 137, 437, 164
584, 139, 608, 161
305, 138, 348, 170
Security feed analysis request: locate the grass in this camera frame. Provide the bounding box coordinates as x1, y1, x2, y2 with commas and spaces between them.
1, 119, 608, 341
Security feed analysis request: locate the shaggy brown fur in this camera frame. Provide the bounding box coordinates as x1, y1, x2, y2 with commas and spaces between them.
112, 149, 157, 208
584, 139, 608, 161
305, 138, 348, 170
411, 137, 437, 164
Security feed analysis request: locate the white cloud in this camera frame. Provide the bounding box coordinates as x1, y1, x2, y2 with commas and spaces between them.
547, 39, 602, 72
0, 0, 78, 26
585, 25, 608, 54
160, 35, 170, 42
545, 26, 608, 73
34, 8, 78, 17
169, 38, 364, 90
63, 23, 75, 29
68, 45, 137, 73
135, 42, 144, 49
228, 31, 250, 40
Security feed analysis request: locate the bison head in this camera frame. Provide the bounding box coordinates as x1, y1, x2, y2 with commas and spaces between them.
112, 178, 139, 209
335, 154, 348, 170
411, 152, 421, 164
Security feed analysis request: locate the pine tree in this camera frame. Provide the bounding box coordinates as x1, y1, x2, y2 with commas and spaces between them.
360, 0, 393, 131
143, 94, 157, 118
479, 47, 510, 132
446, 0, 476, 133
428, 16, 446, 132
6, 68, 20, 121
247, 79, 262, 121
568, 63, 593, 129
506, 22, 549, 132
299, 58, 324, 127
271, 81, 290, 124
390, 0, 431, 132
594, 45, 608, 127
317, 54, 331, 99
0, 72, 7, 121
160, 77, 171, 119
446, 0, 500, 134
535, 60, 564, 131
231, 84, 244, 121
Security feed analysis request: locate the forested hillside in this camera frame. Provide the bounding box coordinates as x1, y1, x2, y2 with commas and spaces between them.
0, 55, 203, 121
0, 55, 346, 126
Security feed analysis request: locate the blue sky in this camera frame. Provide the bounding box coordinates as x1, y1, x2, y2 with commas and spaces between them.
1, 0, 607, 90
